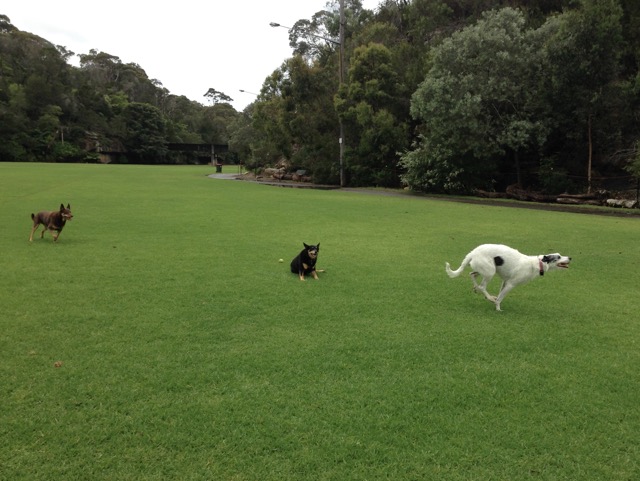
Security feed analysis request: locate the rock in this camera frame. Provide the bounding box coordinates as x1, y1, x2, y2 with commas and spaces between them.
606, 199, 638, 209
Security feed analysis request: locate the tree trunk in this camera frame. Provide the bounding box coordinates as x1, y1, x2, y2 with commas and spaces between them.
587, 113, 593, 194
514, 150, 522, 188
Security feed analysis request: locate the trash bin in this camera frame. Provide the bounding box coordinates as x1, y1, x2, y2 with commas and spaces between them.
215, 163, 222, 173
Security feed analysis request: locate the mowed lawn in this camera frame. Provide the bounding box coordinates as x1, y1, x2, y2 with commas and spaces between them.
1, 163, 639, 481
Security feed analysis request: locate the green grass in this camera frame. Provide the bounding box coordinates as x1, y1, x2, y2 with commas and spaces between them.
1, 162, 639, 481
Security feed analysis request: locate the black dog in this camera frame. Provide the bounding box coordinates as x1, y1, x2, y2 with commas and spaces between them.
29, 203, 73, 242
290, 242, 323, 281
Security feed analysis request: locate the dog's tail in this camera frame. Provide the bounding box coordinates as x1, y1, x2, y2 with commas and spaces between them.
445, 254, 472, 278
31, 213, 35, 220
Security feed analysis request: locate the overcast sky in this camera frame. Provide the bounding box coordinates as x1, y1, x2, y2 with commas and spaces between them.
5, 0, 380, 111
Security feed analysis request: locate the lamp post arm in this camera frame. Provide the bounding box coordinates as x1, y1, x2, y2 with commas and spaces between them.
269, 22, 340, 46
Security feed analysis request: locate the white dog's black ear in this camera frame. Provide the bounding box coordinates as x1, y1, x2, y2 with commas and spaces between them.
542, 254, 560, 263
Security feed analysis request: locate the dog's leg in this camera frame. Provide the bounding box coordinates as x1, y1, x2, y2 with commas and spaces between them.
494, 282, 516, 311
470, 271, 481, 290
48, 222, 62, 241
29, 224, 40, 242
471, 272, 497, 303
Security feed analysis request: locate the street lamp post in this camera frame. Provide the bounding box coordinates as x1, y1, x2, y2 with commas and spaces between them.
338, 0, 345, 187
270, 0, 346, 187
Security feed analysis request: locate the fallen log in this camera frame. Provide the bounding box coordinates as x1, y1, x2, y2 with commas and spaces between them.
474, 189, 509, 199
557, 190, 609, 200
505, 185, 556, 202
556, 197, 602, 206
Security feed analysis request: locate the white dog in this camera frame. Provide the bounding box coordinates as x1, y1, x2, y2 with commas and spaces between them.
446, 244, 571, 311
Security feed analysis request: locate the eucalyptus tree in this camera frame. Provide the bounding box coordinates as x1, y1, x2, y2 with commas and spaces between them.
0, 14, 15, 32
228, 105, 255, 166
0, 19, 31, 160
203, 88, 233, 105
249, 0, 379, 183
78, 50, 125, 88
336, 42, 409, 186
0, 18, 74, 160
623, 143, 640, 200
162, 95, 205, 144
401, 7, 548, 193
251, 56, 339, 181
284, 0, 372, 59
284, 55, 341, 182
198, 102, 238, 147
120, 102, 168, 163
539, 0, 624, 192
250, 68, 294, 171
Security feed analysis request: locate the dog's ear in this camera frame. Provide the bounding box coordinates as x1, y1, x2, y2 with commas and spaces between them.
316, 243, 320, 250
60, 203, 65, 211
303, 242, 310, 249
66, 203, 71, 209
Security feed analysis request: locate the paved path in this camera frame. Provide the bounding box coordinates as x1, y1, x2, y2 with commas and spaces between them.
208, 173, 339, 189
207, 173, 639, 218
208, 173, 239, 180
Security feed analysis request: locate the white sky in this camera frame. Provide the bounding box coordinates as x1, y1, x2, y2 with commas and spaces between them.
5, 0, 380, 111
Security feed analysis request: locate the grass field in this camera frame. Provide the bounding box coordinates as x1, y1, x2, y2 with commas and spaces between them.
1, 162, 639, 481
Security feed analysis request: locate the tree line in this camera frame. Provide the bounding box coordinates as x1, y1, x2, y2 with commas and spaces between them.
0, 15, 239, 165
2, 0, 640, 194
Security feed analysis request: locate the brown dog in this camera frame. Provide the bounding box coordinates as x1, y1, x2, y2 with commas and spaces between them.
29, 203, 73, 242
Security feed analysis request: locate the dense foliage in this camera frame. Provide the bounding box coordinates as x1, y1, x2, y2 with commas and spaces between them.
0, 15, 236, 164
3, 0, 640, 192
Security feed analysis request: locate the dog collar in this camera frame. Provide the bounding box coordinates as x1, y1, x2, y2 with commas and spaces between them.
539, 259, 544, 276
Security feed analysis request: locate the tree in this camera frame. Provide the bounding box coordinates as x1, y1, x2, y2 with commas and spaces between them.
228, 106, 255, 166
250, 56, 340, 182
203, 88, 233, 105
623, 142, 640, 201
284, 55, 341, 183
401, 8, 548, 193
541, 0, 624, 192
121, 103, 168, 163
250, 64, 297, 171
336, 42, 409, 186
0, 14, 17, 33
